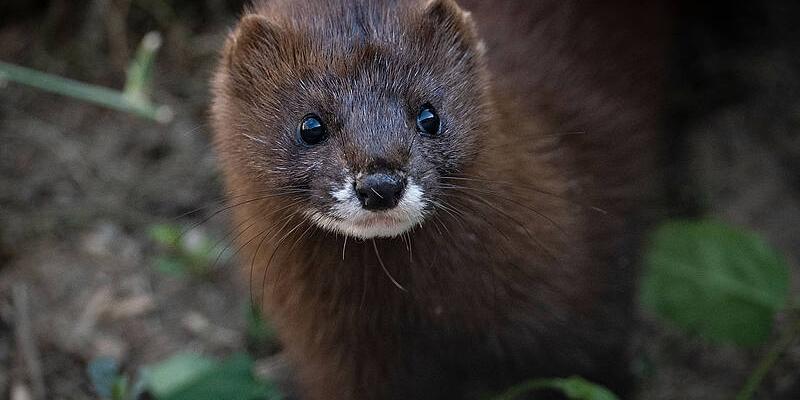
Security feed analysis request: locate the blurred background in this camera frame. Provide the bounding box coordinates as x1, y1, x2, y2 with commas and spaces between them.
0, 0, 799, 399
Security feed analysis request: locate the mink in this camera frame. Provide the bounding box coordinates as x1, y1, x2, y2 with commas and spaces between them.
211, 0, 670, 398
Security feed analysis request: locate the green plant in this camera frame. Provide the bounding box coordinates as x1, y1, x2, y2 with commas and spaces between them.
642, 220, 790, 346
0, 32, 172, 123
147, 353, 282, 400
491, 376, 619, 400
88, 353, 282, 400
148, 223, 219, 277
641, 219, 796, 399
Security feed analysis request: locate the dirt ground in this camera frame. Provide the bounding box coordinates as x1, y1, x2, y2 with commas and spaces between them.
1, 1, 799, 399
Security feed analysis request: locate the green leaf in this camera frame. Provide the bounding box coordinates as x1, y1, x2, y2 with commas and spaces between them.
546, 377, 619, 400
145, 353, 281, 400
492, 376, 619, 400
145, 352, 216, 398
164, 355, 282, 400
641, 220, 790, 346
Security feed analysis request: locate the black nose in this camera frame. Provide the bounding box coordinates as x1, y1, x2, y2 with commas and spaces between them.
355, 173, 406, 211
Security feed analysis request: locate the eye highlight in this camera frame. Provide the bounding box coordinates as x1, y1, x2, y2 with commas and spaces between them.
416, 103, 441, 136
297, 114, 328, 145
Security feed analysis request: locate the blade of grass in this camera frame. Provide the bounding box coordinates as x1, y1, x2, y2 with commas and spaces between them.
0, 32, 172, 123
124, 31, 161, 105
492, 376, 619, 400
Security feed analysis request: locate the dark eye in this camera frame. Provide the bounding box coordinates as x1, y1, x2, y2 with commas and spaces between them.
297, 114, 328, 145
416, 103, 441, 136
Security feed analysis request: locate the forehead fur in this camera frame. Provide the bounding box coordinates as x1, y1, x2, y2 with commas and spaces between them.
248, 0, 475, 45
225, 0, 480, 82
215, 0, 486, 134
251, 0, 409, 43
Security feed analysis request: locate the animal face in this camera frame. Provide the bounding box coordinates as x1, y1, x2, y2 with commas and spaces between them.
213, 0, 490, 238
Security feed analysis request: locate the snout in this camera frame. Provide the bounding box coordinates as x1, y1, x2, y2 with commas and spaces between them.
354, 172, 406, 211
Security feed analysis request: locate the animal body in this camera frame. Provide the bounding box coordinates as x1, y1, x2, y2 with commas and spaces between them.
211, 0, 669, 398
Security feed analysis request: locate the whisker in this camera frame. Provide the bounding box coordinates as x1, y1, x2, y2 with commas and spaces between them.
170, 187, 311, 221
249, 230, 270, 308
286, 220, 316, 256
240, 203, 301, 307
402, 232, 412, 263
444, 189, 528, 238
177, 189, 311, 241
210, 219, 257, 270
272, 219, 317, 294
429, 213, 445, 237
443, 195, 510, 242
341, 234, 348, 261
429, 199, 467, 230
440, 184, 568, 237
248, 202, 300, 306
261, 213, 306, 303
441, 175, 607, 215
433, 212, 458, 244
371, 239, 407, 292
443, 187, 562, 265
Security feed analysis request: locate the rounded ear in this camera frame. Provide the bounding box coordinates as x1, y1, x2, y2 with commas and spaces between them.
224, 14, 282, 68
421, 0, 483, 55
422, 0, 478, 40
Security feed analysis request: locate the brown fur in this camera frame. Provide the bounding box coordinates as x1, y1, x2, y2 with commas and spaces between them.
211, 1, 670, 399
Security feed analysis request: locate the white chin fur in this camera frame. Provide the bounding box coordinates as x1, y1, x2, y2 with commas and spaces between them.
306, 178, 427, 239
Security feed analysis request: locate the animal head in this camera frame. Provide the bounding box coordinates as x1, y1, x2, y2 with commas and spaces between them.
212, 0, 491, 239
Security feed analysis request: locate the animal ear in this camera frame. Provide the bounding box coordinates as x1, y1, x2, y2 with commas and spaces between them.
421, 0, 482, 53
225, 14, 282, 67
422, 0, 476, 37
